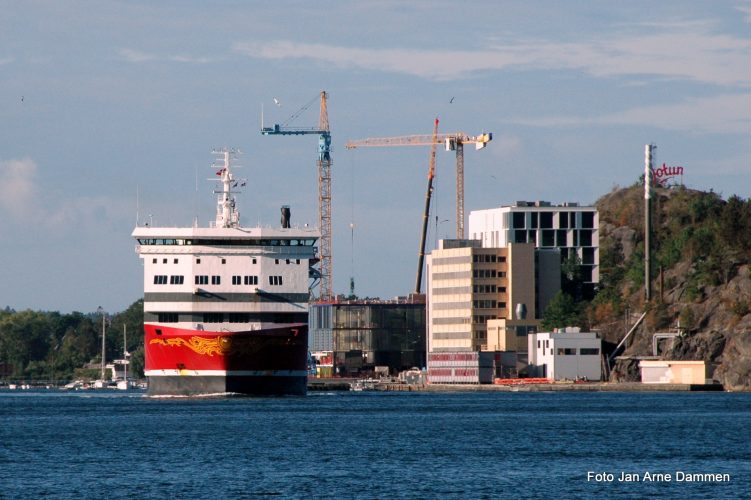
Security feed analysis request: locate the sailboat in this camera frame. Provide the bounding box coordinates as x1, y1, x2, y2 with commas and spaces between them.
92, 310, 109, 389
116, 325, 130, 391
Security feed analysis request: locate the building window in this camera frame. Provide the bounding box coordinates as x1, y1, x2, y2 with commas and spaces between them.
169, 275, 184, 285
196, 258, 201, 264
221, 258, 226, 264
296, 259, 300, 264
152, 258, 157, 264
244, 275, 259, 285
252, 258, 257, 264
195, 275, 208, 285
153, 275, 168, 285
203, 313, 223, 323
158, 313, 178, 323
229, 313, 250, 323
557, 348, 577, 355
581, 212, 594, 229
540, 212, 553, 229
542, 230, 555, 247
173, 258, 178, 264
269, 275, 283, 286
211, 275, 221, 285
232, 275, 242, 285
162, 258, 167, 264
512, 212, 525, 229
579, 229, 593, 247
580, 348, 600, 355
275, 259, 280, 265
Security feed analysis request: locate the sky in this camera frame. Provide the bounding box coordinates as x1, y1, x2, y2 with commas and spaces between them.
2, 1, 751, 313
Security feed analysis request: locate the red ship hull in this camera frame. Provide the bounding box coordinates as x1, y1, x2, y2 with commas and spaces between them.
144, 323, 308, 396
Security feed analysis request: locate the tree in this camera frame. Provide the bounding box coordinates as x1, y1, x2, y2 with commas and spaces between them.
542, 291, 582, 331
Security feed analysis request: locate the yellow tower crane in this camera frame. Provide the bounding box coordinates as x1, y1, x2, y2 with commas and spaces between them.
345, 130, 492, 239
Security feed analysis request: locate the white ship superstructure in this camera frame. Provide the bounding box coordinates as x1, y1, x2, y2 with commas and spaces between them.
132, 149, 319, 396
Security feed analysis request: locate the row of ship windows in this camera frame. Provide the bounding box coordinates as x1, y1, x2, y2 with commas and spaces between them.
156, 312, 308, 323
152, 275, 283, 286
138, 238, 316, 247
151, 257, 301, 265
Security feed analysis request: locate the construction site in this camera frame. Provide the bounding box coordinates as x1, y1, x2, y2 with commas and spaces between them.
259, 91, 718, 390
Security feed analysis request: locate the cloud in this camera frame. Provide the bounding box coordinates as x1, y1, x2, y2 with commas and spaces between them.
0, 157, 131, 232
513, 93, 751, 135
737, 5, 751, 23
0, 158, 37, 218
119, 48, 156, 63
233, 41, 522, 81
234, 22, 751, 86
119, 48, 215, 64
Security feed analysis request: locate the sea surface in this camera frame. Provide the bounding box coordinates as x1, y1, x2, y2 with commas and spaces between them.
0, 389, 749, 499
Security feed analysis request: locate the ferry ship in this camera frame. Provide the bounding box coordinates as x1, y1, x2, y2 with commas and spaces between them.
132, 149, 319, 396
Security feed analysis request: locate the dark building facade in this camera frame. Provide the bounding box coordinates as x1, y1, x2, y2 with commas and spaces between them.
309, 300, 426, 376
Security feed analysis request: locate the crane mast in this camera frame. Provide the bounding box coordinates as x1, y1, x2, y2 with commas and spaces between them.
415, 118, 439, 295
261, 91, 333, 301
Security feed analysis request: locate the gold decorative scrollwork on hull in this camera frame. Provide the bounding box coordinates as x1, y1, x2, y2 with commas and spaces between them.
150, 336, 231, 357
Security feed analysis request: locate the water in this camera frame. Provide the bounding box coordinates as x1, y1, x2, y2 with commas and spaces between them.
1, 390, 750, 499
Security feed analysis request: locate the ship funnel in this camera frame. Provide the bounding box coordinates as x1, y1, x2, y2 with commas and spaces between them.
515, 303, 527, 320
281, 205, 291, 228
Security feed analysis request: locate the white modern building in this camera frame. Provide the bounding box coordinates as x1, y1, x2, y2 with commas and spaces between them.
469, 201, 599, 297
528, 329, 602, 381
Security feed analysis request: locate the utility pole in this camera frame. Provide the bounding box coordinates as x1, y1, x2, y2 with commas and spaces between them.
644, 143, 656, 302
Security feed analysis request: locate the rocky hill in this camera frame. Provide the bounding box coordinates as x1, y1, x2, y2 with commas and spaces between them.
589, 184, 751, 391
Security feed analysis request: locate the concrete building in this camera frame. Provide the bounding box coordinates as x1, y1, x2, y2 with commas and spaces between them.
309, 298, 425, 376
425, 239, 543, 383
469, 201, 599, 298
639, 360, 707, 384
426, 239, 537, 352
528, 329, 602, 381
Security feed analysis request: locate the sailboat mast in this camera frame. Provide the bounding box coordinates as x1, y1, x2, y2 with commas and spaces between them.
101, 314, 106, 381
123, 325, 127, 383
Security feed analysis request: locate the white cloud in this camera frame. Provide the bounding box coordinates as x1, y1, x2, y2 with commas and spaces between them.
0, 158, 38, 219
602, 93, 751, 134
119, 48, 216, 64
513, 93, 751, 135
119, 48, 156, 63
736, 4, 751, 23
0, 157, 131, 232
234, 23, 751, 87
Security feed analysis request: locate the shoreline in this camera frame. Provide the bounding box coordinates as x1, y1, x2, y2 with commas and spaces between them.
307, 379, 728, 392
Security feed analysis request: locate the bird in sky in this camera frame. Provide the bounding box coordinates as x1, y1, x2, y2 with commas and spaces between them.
273, 97, 281, 107
21, 96, 24, 103
449, 96, 455, 104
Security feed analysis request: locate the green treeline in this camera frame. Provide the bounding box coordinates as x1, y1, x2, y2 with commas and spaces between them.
0, 299, 144, 383
543, 186, 751, 331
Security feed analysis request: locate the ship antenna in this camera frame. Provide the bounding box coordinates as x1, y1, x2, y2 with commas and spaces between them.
211, 148, 246, 228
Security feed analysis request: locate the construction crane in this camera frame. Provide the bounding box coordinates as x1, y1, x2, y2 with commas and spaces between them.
261, 91, 333, 301
415, 118, 440, 294
345, 130, 492, 239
